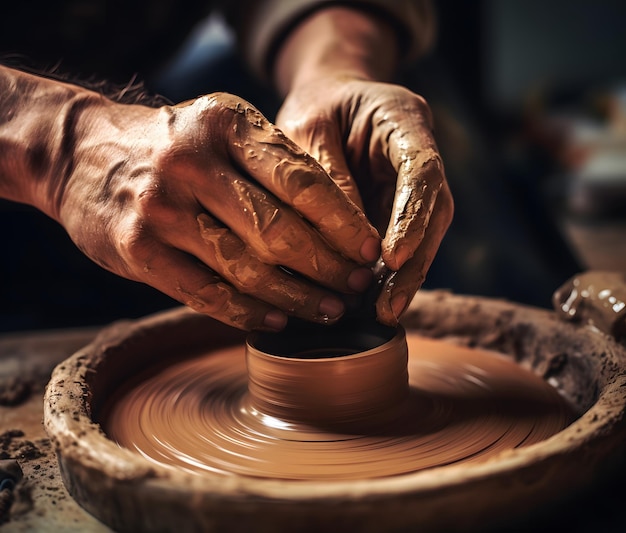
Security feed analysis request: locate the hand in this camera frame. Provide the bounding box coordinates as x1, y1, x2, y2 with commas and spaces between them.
1, 67, 381, 331
65, 93, 383, 330
276, 76, 453, 325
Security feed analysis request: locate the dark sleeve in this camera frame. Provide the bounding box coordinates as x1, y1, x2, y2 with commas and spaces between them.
218, 0, 437, 81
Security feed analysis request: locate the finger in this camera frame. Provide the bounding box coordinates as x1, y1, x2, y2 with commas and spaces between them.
376, 181, 453, 326
128, 240, 288, 332
193, 212, 346, 324
375, 95, 447, 271
195, 164, 374, 294
282, 116, 366, 210
224, 98, 380, 264
382, 152, 444, 271
124, 185, 348, 322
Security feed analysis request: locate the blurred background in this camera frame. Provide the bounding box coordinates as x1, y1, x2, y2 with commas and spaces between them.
422, 0, 626, 305
1, 0, 625, 332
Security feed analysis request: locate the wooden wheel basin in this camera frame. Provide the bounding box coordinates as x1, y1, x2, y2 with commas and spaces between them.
43, 289, 626, 532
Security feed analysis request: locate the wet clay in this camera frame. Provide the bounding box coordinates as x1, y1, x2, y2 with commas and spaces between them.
101, 333, 572, 481
554, 271, 626, 339
43, 291, 626, 532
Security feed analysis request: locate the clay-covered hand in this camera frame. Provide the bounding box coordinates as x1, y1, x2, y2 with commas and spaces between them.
276, 77, 453, 325
1, 67, 382, 331
66, 93, 384, 330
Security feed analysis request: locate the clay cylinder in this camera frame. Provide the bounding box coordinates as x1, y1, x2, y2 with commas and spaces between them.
246, 320, 408, 428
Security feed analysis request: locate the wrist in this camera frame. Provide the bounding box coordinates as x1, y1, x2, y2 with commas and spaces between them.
274, 6, 399, 96
0, 66, 104, 220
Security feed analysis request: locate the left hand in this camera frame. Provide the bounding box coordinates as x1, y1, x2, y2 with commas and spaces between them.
276, 75, 454, 325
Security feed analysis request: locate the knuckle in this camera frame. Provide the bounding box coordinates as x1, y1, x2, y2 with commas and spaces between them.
412, 92, 430, 111
176, 272, 232, 314
115, 216, 157, 276
412, 92, 432, 116
399, 90, 434, 130
118, 218, 151, 258
193, 280, 232, 314
187, 280, 262, 330
257, 221, 308, 264
135, 181, 180, 225
152, 142, 178, 169
230, 260, 275, 293
439, 183, 455, 227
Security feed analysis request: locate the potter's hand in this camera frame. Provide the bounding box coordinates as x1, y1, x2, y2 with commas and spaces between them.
274, 8, 453, 326
277, 79, 453, 325
0, 67, 380, 331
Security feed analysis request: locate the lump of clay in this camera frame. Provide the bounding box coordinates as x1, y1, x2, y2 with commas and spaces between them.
553, 271, 626, 340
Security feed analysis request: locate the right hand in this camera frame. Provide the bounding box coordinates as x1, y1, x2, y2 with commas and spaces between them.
49, 92, 381, 331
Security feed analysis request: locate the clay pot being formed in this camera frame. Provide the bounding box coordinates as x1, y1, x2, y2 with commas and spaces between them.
43, 286, 626, 532
245, 320, 408, 429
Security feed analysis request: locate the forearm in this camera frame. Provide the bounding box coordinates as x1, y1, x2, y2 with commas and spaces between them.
0, 65, 101, 220
273, 6, 399, 96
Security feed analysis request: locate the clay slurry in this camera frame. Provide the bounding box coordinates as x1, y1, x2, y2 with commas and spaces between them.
102, 334, 574, 480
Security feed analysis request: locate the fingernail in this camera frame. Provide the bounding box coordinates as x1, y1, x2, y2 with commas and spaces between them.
319, 296, 345, 319
392, 244, 413, 270
263, 310, 288, 331
360, 237, 381, 263
390, 292, 409, 320
348, 267, 373, 292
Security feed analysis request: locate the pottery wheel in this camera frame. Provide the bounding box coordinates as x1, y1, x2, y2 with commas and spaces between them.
101, 333, 572, 481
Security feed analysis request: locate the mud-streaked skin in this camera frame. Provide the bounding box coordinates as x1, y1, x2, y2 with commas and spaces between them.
277, 78, 454, 326
103, 333, 571, 480
1, 64, 384, 332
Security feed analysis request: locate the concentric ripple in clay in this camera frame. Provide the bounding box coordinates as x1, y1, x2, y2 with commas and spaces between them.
101, 334, 574, 480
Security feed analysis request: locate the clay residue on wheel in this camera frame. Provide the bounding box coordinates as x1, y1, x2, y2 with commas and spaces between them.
101, 333, 574, 481
553, 271, 626, 339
